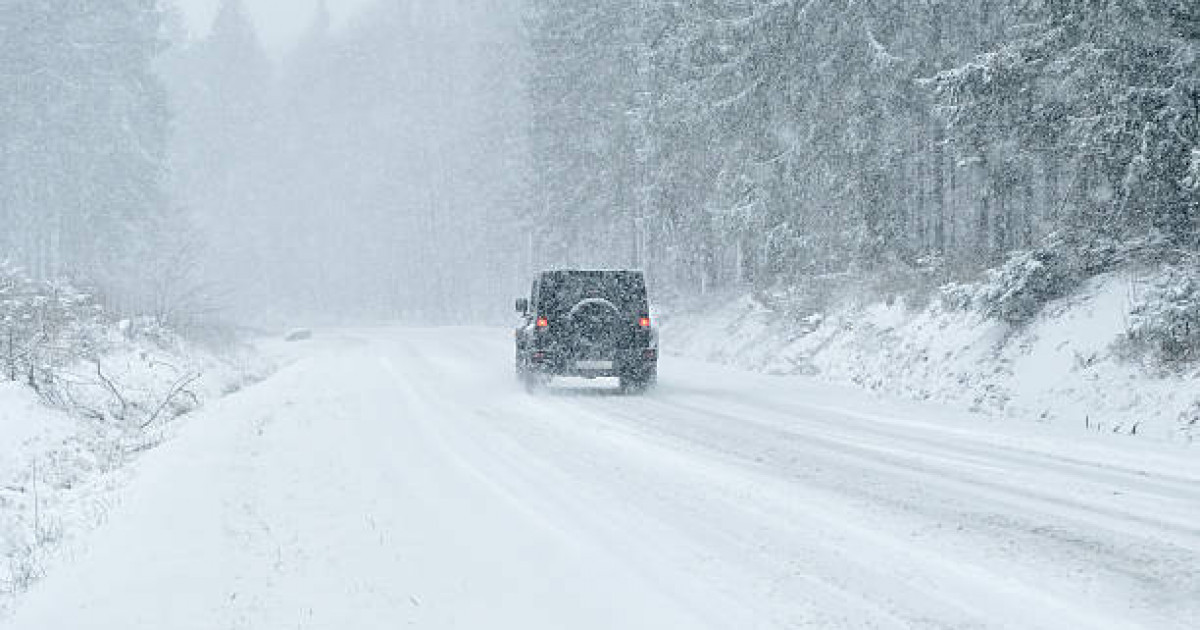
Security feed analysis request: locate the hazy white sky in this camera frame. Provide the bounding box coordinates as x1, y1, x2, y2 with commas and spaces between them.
173, 0, 375, 55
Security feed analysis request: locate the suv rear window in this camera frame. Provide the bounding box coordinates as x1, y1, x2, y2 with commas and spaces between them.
536, 271, 647, 318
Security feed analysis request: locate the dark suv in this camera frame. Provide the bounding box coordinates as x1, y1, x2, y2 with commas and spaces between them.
515, 270, 658, 393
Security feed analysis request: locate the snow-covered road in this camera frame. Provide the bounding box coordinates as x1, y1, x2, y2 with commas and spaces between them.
6, 328, 1199, 629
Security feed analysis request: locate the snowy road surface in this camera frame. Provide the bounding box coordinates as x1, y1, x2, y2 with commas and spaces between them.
6, 328, 1200, 629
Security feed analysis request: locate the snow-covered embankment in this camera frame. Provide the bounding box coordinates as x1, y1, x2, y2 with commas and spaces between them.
662, 271, 1199, 442
0, 325, 272, 611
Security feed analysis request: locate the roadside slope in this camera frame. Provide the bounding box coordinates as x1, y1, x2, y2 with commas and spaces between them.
663, 272, 1199, 441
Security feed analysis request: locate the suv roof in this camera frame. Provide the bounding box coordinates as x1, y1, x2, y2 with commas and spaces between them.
533, 269, 647, 317
536, 268, 643, 277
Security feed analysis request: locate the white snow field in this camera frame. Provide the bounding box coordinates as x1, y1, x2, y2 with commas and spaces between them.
4, 327, 1199, 630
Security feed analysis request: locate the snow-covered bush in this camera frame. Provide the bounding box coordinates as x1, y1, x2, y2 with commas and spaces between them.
1124, 260, 1200, 365
0, 262, 106, 393
1, 264, 271, 604
939, 246, 1074, 324
938, 230, 1199, 367
0, 263, 233, 426
940, 232, 1127, 324
978, 248, 1074, 323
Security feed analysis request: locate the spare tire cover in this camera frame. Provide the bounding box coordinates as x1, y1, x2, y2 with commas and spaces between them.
567, 298, 621, 353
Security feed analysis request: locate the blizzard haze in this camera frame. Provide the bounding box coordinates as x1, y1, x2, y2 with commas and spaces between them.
161, 0, 530, 325
173, 0, 375, 55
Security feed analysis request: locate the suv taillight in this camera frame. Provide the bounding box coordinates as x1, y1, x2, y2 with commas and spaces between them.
536, 316, 549, 328
639, 316, 651, 328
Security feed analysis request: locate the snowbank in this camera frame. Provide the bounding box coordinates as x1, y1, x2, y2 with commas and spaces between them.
0, 326, 275, 612
662, 272, 1199, 443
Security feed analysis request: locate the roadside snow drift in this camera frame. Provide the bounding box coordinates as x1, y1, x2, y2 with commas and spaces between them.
664, 272, 1199, 441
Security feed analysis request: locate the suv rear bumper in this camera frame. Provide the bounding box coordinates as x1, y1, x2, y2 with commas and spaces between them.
525, 348, 657, 378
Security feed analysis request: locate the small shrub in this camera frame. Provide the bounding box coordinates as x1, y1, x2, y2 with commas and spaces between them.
3, 545, 44, 595
978, 248, 1074, 323
939, 231, 1127, 324
1125, 260, 1200, 364
0, 262, 107, 392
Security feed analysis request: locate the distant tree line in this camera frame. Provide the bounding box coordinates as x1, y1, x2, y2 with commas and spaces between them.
161, 0, 529, 323
0, 0, 185, 313
525, 0, 1199, 300
3, 0, 530, 324
4, 0, 1194, 326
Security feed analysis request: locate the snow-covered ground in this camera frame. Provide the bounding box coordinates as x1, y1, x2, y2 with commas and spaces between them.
0, 329, 270, 610
663, 272, 1200, 442
2, 327, 1197, 629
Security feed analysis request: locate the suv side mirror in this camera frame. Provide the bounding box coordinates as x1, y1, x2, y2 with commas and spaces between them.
515, 297, 529, 314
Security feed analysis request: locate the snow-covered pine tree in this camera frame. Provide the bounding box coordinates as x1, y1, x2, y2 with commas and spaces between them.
525, 0, 646, 269
523, 0, 1195, 310
933, 0, 1198, 259
0, 0, 171, 308
166, 0, 273, 310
